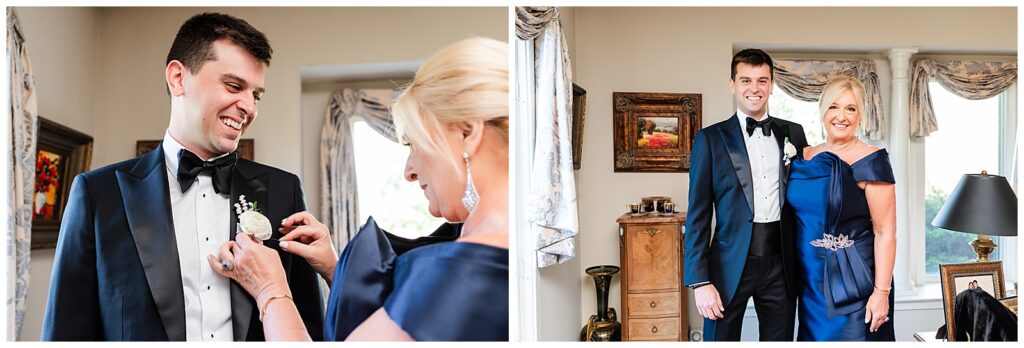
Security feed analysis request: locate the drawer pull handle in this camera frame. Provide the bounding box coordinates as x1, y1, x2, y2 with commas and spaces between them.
649, 301, 657, 308
641, 229, 662, 236
651, 326, 659, 333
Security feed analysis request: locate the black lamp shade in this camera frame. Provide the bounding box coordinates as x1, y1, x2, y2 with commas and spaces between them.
931, 173, 1018, 237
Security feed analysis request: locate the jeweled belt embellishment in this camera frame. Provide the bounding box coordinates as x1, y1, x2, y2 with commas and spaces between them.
810, 233, 854, 251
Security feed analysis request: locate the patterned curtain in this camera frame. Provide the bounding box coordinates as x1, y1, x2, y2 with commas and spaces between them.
517, 6, 579, 268
320, 88, 396, 253
6, 8, 39, 341
909, 59, 1017, 137
773, 59, 886, 140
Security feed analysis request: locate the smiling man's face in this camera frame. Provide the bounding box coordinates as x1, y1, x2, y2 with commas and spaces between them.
170, 39, 266, 159
729, 62, 773, 120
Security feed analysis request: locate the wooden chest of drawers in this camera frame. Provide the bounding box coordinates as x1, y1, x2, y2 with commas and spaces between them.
617, 213, 687, 341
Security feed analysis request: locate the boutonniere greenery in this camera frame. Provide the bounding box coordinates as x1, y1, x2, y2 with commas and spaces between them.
783, 137, 797, 166
235, 195, 272, 241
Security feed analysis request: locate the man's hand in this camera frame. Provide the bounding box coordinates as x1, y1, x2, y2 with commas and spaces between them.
694, 284, 725, 320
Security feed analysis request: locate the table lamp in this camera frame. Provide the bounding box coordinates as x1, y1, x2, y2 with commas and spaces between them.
931, 171, 1017, 262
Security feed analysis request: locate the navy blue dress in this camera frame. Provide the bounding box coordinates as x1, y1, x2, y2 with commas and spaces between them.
323, 217, 509, 341
786, 149, 895, 341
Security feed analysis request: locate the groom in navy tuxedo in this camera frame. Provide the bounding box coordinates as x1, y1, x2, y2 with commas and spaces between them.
42, 13, 323, 341
684, 49, 808, 341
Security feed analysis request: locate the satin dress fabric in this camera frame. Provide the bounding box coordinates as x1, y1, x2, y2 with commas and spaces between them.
324, 217, 509, 341
786, 149, 895, 341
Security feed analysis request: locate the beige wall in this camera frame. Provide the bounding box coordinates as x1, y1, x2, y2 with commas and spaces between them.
569, 7, 1015, 340
14, 7, 506, 341
15, 7, 100, 340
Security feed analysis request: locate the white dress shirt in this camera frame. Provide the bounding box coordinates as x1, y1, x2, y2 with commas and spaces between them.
162, 132, 234, 341
737, 111, 781, 223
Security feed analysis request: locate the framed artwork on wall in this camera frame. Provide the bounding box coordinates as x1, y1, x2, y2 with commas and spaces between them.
613, 92, 701, 172
32, 117, 94, 249
572, 83, 587, 170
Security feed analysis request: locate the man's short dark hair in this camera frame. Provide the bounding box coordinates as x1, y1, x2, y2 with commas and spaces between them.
731, 48, 774, 81
166, 12, 272, 74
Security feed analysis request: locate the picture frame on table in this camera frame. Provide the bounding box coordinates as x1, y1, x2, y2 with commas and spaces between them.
32, 116, 93, 249
612, 92, 701, 172
939, 261, 1006, 341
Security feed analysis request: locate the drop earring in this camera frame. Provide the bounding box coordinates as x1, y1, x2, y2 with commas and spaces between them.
461, 152, 479, 212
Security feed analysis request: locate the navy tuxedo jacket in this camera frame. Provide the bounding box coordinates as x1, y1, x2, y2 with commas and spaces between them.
41, 145, 324, 341
683, 115, 808, 308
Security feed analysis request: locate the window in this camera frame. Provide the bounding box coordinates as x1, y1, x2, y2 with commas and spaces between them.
352, 120, 445, 239
922, 81, 1014, 276
769, 83, 825, 145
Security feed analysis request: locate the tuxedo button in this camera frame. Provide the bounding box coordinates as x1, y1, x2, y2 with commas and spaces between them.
747, 218, 753, 222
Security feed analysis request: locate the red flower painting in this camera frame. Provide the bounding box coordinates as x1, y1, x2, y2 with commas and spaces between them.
34, 151, 61, 219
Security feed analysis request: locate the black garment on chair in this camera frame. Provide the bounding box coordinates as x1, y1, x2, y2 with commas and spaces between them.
951, 288, 1017, 341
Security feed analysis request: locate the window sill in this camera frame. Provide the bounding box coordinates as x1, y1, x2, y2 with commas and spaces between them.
894, 283, 944, 310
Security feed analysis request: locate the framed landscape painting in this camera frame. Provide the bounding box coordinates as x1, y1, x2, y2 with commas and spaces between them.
613, 92, 701, 172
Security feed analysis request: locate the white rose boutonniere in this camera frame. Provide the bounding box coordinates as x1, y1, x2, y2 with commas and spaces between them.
783, 137, 797, 166
235, 195, 272, 241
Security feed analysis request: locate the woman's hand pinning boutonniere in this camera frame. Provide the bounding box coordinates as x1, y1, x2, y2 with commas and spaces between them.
235, 195, 273, 241
783, 137, 797, 166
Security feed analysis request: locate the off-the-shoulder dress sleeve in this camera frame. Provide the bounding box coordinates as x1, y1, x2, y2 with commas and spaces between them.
851, 149, 895, 184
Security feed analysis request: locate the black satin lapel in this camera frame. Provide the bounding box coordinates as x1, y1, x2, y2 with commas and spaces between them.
228, 162, 276, 341
772, 121, 786, 150
228, 168, 254, 340
117, 151, 186, 341
773, 122, 792, 207
779, 158, 788, 208
719, 123, 754, 215
228, 282, 254, 341
776, 123, 788, 205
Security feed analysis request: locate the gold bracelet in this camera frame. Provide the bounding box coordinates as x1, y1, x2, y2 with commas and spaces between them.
260, 294, 293, 322
874, 285, 891, 293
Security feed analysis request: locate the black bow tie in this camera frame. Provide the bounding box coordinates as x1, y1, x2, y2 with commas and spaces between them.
177, 149, 236, 194
745, 116, 774, 137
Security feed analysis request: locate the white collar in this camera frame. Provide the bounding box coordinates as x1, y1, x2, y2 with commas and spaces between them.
736, 108, 769, 124
161, 131, 230, 179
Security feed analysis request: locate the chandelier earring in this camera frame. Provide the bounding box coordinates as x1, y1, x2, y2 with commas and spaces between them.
461, 152, 479, 212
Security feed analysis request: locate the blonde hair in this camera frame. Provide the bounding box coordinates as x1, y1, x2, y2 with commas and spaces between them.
818, 76, 866, 129
391, 37, 509, 168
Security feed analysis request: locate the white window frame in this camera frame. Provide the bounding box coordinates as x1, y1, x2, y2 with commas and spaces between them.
909, 80, 1017, 286
512, 38, 538, 341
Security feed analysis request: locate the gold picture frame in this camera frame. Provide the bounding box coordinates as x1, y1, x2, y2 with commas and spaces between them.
939, 261, 1005, 341
612, 92, 702, 172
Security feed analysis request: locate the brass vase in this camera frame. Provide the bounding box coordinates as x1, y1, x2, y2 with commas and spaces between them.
580, 265, 621, 341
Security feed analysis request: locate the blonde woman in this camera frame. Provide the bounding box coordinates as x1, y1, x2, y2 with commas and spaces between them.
206, 37, 509, 341
785, 76, 896, 341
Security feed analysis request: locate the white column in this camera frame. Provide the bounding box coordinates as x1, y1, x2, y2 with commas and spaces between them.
887, 47, 918, 291
513, 39, 538, 341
